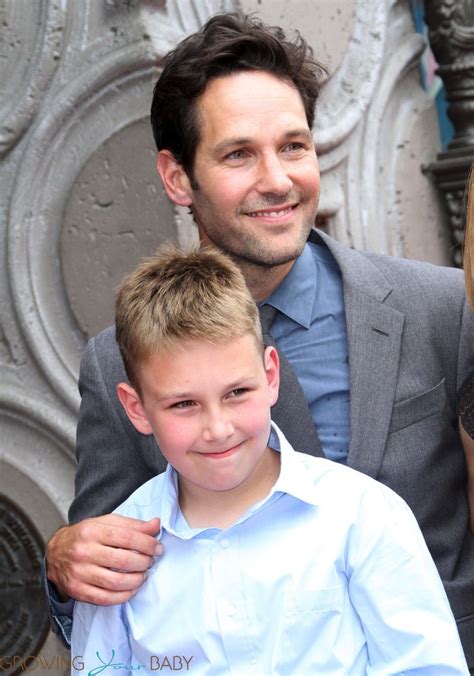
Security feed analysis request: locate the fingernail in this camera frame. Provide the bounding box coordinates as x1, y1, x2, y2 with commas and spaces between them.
155, 543, 164, 556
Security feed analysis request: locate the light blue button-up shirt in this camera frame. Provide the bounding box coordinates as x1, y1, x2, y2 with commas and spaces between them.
72, 425, 467, 675
263, 241, 350, 463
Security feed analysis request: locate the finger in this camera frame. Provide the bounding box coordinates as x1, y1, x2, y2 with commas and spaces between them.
71, 580, 144, 607
89, 565, 149, 593
70, 536, 160, 570
76, 519, 160, 556
56, 551, 154, 601
95, 524, 161, 557
66, 563, 147, 598
96, 545, 155, 574
139, 517, 162, 535
93, 514, 161, 534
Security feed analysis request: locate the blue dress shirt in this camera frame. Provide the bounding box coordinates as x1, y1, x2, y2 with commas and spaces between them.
72, 425, 468, 675
263, 241, 350, 463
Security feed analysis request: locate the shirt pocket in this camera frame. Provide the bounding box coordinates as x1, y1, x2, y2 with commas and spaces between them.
389, 378, 447, 434
284, 584, 344, 616
281, 584, 352, 672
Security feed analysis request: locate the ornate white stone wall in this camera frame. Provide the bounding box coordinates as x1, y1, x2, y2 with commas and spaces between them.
0, 0, 450, 662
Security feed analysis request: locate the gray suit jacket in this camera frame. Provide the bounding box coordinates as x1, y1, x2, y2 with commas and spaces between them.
70, 231, 474, 663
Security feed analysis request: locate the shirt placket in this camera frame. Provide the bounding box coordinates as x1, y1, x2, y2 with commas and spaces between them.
210, 532, 257, 672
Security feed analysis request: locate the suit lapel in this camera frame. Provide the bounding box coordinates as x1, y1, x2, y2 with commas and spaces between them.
313, 231, 405, 477
344, 287, 404, 476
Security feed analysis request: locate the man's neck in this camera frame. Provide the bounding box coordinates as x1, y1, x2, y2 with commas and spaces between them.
178, 447, 281, 529
238, 260, 295, 302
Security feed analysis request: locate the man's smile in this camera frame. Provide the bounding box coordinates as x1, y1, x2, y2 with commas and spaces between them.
246, 204, 297, 219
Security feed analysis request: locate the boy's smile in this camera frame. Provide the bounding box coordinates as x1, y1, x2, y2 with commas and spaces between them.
119, 334, 281, 526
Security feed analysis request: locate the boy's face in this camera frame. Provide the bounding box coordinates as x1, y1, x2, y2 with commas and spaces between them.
118, 334, 279, 501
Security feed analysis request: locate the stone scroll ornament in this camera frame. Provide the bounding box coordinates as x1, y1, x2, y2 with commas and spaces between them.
0, 1, 64, 157
0, 495, 49, 675
424, 0, 474, 265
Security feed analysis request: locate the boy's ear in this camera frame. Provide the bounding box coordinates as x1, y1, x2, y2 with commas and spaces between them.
264, 345, 280, 407
117, 382, 153, 435
156, 150, 193, 207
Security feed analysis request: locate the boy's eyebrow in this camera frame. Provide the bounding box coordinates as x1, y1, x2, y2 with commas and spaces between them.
155, 391, 193, 402
225, 376, 256, 390
212, 128, 313, 156
155, 376, 258, 402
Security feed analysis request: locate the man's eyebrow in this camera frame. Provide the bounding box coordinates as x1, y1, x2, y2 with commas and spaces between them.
213, 137, 252, 156
285, 128, 314, 141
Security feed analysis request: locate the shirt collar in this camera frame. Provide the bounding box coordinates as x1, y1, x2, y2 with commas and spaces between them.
262, 243, 317, 329
268, 422, 321, 508
158, 465, 186, 537
159, 422, 321, 539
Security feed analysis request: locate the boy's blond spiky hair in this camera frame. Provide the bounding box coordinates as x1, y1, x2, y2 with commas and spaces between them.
115, 245, 263, 391
464, 166, 474, 308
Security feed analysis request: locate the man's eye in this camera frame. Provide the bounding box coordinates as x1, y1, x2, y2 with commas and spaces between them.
226, 149, 247, 161
285, 142, 304, 152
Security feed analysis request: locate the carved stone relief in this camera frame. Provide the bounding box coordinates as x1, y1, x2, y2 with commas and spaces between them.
0, 384, 74, 670
8, 52, 159, 413
61, 119, 188, 341
0, 1, 65, 156
0, 495, 50, 669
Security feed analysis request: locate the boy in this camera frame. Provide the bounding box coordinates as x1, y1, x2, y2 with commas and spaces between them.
72, 246, 468, 674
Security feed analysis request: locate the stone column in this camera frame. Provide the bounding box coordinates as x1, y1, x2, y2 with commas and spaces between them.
424, 0, 474, 265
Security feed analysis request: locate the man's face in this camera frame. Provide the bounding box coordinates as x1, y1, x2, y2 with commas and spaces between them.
187, 71, 320, 269
123, 335, 280, 503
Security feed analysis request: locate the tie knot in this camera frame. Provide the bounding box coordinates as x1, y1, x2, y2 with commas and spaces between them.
259, 304, 278, 335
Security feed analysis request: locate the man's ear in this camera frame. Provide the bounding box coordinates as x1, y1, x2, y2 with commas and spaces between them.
156, 150, 193, 206
117, 382, 153, 435
264, 346, 280, 407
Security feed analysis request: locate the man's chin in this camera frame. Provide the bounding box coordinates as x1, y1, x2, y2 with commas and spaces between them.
233, 246, 305, 269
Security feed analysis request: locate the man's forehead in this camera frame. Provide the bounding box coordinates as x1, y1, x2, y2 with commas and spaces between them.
194, 71, 308, 145
197, 71, 305, 113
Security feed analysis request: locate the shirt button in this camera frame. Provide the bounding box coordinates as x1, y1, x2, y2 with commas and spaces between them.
220, 538, 230, 548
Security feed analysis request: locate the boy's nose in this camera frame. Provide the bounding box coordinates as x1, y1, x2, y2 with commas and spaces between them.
202, 409, 234, 443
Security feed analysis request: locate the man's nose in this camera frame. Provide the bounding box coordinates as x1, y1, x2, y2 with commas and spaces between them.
255, 154, 293, 195
202, 407, 234, 443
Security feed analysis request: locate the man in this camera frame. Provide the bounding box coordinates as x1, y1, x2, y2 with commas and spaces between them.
45, 13, 474, 665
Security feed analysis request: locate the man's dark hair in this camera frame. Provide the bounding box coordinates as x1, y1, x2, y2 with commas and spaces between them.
150, 12, 327, 181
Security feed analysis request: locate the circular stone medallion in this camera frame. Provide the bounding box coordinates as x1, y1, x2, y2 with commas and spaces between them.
0, 495, 49, 674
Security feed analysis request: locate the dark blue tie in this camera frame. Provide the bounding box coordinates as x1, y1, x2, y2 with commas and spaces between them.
259, 304, 323, 458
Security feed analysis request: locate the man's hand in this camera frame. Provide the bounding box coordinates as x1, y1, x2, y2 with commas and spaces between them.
46, 514, 163, 605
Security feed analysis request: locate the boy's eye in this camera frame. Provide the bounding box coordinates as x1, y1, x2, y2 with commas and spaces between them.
228, 388, 248, 398
172, 400, 195, 409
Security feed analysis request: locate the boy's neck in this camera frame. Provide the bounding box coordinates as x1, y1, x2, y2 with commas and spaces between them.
178, 447, 281, 530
